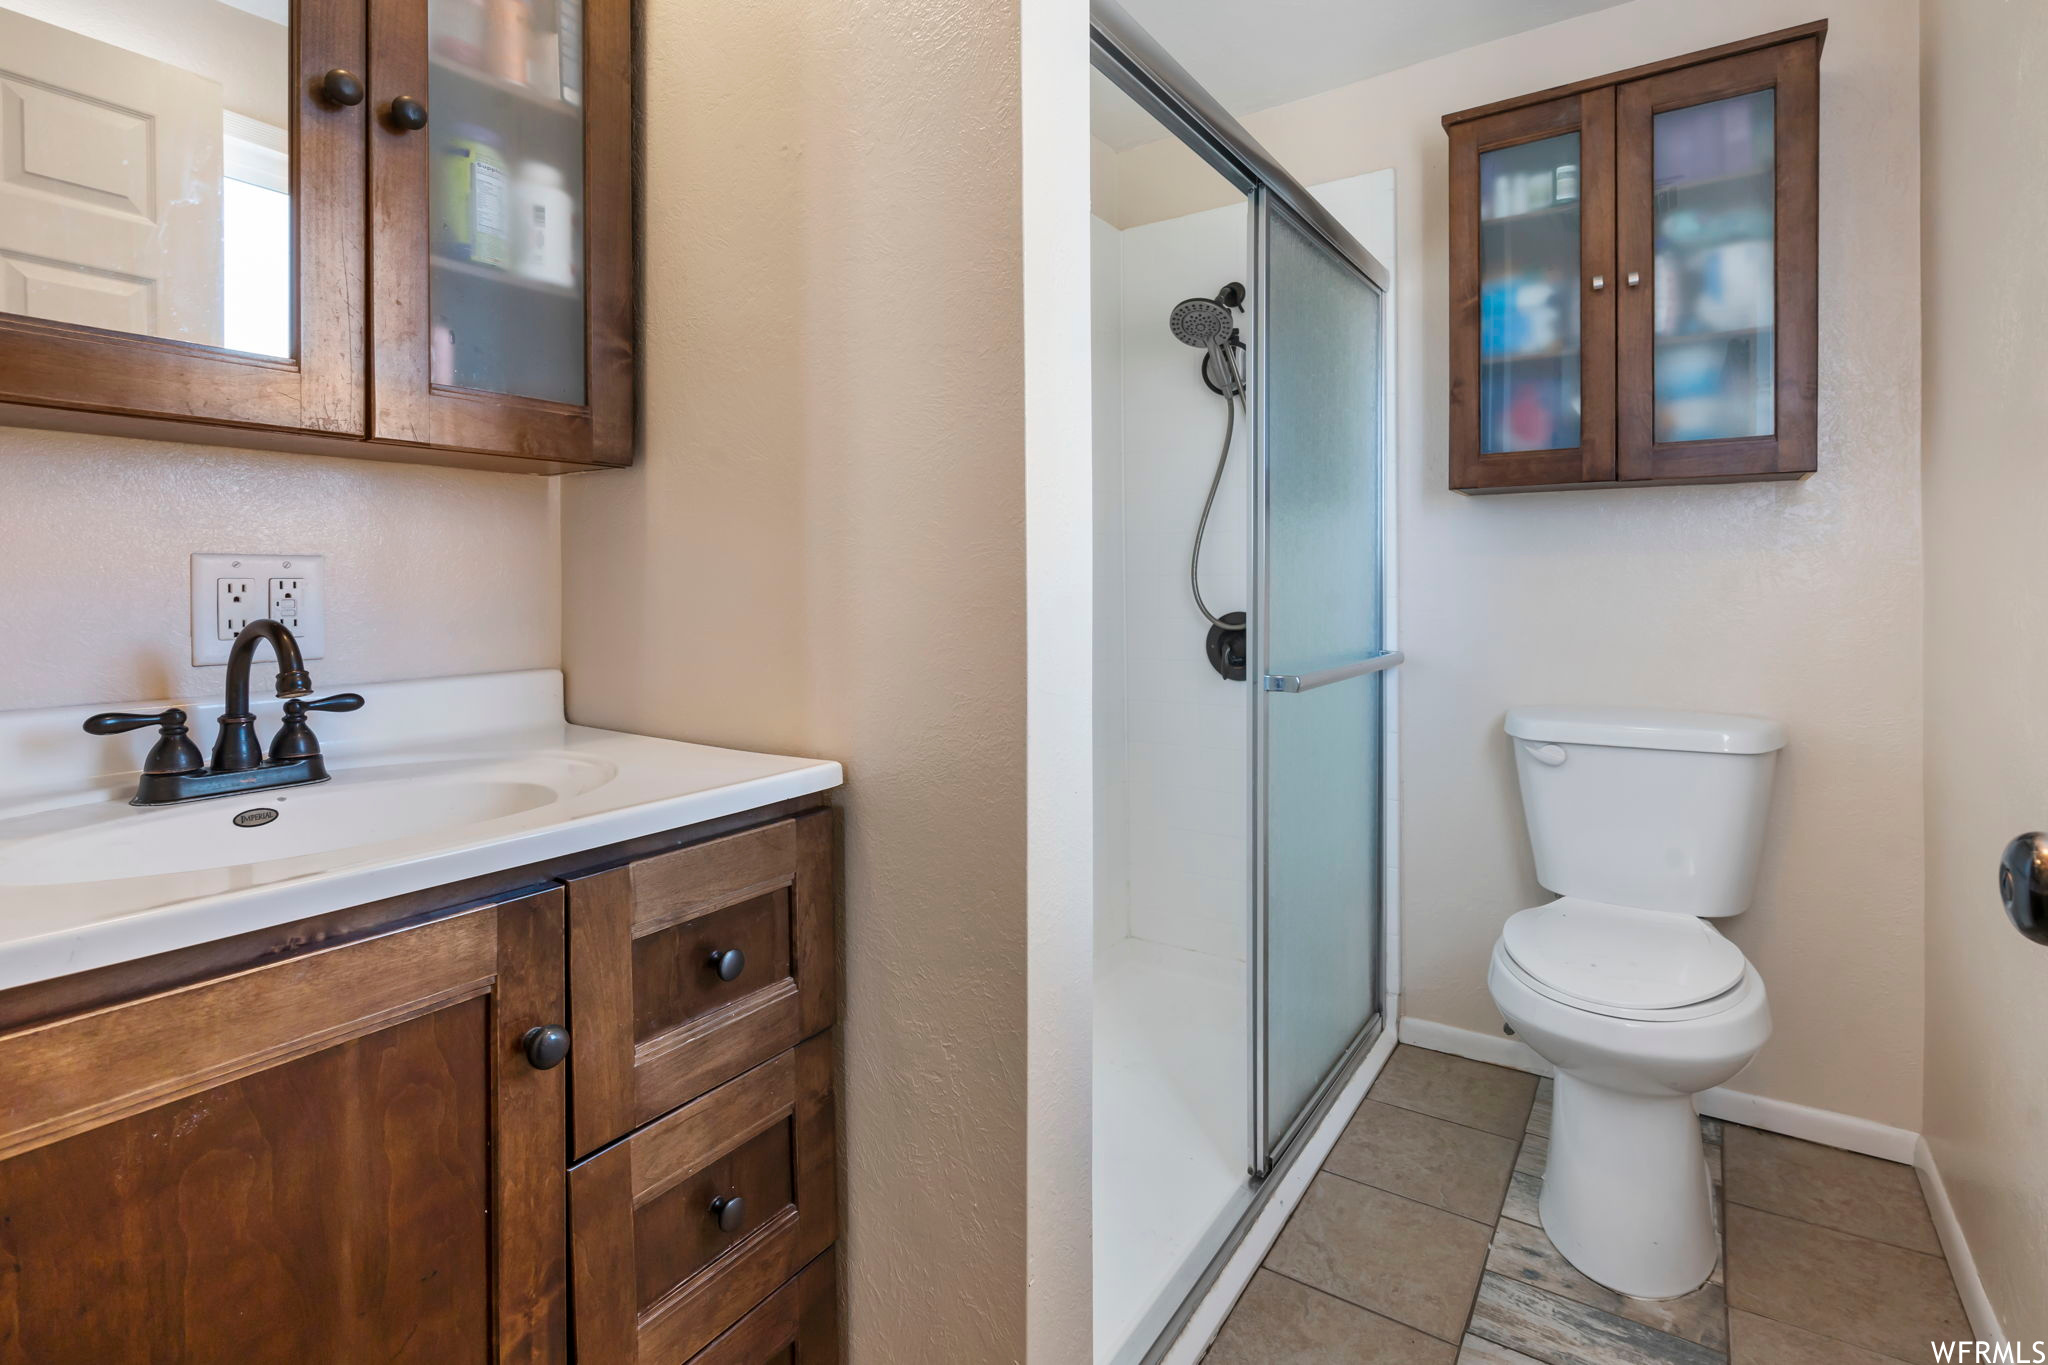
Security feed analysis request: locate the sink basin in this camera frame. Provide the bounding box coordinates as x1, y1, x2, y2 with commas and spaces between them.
0, 763, 593, 886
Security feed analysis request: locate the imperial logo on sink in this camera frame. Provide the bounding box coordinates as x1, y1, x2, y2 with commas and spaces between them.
232, 808, 280, 829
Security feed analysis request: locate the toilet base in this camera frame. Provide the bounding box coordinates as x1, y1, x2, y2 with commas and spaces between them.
1537, 1072, 1718, 1300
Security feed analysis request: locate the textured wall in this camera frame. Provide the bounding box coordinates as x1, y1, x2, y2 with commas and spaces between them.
1920, 0, 2048, 1339
560, 0, 1032, 1357
0, 429, 559, 710
1118, 0, 1927, 1129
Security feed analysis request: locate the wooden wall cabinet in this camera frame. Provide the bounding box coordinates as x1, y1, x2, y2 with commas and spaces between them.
1446, 23, 1823, 493
0, 800, 837, 1365
0, 0, 633, 474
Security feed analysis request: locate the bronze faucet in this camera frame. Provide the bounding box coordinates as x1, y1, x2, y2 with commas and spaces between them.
84, 619, 364, 806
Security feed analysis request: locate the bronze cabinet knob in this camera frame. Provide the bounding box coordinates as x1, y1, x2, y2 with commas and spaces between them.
522, 1025, 570, 1070
707, 948, 747, 982
709, 1195, 745, 1233
319, 68, 365, 107
386, 95, 428, 131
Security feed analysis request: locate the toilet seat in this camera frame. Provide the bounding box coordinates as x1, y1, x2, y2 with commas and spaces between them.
1500, 899, 1751, 1021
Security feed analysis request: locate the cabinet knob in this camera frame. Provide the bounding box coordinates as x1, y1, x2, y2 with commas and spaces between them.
709, 1195, 746, 1234
1625, 271, 1643, 288
1999, 833, 2048, 945
707, 948, 747, 982
522, 1025, 570, 1070
319, 68, 365, 107
386, 95, 429, 131
1591, 274, 1605, 292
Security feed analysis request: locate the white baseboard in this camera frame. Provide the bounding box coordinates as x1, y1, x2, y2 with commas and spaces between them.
1915, 1136, 2007, 1346
1398, 1017, 1918, 1163
1160, 1024, 1397, 1365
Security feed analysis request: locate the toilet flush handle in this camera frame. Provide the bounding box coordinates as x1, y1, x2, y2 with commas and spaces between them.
1522, 742, 1569, 767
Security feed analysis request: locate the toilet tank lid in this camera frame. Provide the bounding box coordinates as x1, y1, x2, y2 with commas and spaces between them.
1505, 706, 1787, 755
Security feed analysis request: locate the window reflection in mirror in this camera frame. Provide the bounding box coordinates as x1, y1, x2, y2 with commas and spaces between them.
0, 0, 292, 358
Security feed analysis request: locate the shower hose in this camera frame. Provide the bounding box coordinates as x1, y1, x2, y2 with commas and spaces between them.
1191, 343, 1247, 630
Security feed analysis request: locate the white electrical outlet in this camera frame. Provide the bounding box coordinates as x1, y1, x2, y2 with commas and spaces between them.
191, 553, 326, 665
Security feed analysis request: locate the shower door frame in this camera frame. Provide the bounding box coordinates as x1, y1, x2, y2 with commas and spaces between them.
1091, 3, 1400, 1358
1246, 189, 1395, 1174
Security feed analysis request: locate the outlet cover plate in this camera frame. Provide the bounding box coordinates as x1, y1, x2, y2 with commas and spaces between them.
191, 553, 326, 665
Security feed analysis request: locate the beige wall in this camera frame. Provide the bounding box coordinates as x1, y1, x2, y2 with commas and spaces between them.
0, 428, 558, 710
1921, 0, 2048, 1339
560, 0, 1031, 1358
1117, 0, 1927, 1128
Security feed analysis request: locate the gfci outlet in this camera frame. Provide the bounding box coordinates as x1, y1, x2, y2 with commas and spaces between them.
190, 553, 326, 666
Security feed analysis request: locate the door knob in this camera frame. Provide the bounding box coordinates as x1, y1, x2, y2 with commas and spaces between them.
319, 68, 365, 107
522, 1025, 571, 1069
386, 95, 429, 131
1998, 833, 2048, 945
708, 948, 747, 982
709, 1195, 746, 1233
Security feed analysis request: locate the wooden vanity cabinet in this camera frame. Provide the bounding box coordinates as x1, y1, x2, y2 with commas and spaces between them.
0, 0, 633, 473
0, 887, 570, 1363
1445, 23, 1822, 493
0, 799, 838, 1365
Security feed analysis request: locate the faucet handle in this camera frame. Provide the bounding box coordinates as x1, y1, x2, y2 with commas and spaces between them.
82, 708, 205, 776
295, 693, 365, 714
268, 693, 365, 763
84, 708, 182, 735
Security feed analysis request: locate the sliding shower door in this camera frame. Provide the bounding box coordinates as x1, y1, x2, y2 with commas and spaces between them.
1250, 195, 1390, 1173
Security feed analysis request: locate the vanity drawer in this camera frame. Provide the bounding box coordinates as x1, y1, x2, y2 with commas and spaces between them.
686, 1249, 837, 1365
566, 810, 834, 1156
571, 1034, 836, 1365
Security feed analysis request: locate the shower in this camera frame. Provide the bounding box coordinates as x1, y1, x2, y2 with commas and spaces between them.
1171, 282, 1248, 681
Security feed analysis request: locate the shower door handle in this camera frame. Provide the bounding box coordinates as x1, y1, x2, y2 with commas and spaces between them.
1263, 650, 1403, 693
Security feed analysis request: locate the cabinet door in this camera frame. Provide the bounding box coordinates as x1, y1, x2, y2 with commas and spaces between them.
1449, 88, 1616, 490
0, 889, 569, 1365
565, 810, 835, 1157
1615, 38, 1818, 481
571, 1035, 837, 1365
367, 0, 633, 467
0, 0, 365, 434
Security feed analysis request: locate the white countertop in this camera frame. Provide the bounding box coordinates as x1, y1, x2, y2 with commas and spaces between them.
0, 670, 842, 992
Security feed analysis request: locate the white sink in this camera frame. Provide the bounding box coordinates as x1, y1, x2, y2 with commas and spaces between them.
0, 754, 612, 886
0, 670, 842, 992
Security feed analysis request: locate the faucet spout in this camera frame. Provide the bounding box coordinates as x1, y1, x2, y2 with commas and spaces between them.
214, 619, 313, 772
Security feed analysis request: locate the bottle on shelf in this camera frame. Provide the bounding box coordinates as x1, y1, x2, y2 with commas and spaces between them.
484, 0, 531, 86
513, 160, 577, 287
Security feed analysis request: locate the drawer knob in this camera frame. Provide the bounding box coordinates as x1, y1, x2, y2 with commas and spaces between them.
710, 1195, 746, 1233
708, 948, 747, 982
522, 1025, 570, 1070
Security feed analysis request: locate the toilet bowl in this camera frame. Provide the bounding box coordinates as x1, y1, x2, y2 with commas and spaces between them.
1487, 706, 1785, 1300
1489, 911, 1771, 1296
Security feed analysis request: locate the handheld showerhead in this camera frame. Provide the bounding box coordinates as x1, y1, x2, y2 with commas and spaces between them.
1169, 295, 1236, 349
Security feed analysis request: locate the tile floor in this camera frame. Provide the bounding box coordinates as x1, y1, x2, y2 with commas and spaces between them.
1204, 1045, 1972, 1365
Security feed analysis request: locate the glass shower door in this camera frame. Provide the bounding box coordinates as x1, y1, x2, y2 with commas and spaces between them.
1251, 197, 1389, 1172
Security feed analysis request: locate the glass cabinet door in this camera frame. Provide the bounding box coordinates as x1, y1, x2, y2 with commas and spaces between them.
370, 0, 632, 465
0, 0, 365, 431
425, 0, 585, 405
1616, 40, 1819, 480
1448, 88, 1615, 490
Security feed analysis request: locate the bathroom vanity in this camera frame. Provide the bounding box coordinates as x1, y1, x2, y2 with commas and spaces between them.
0, 672, 841, 1363
1444, 23, 1824, 493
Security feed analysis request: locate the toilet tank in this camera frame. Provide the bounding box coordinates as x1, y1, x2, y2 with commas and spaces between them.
1505, 706, 1786, 917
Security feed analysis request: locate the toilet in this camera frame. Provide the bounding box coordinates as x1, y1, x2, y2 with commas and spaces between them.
1487, 706, 1784, 1300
